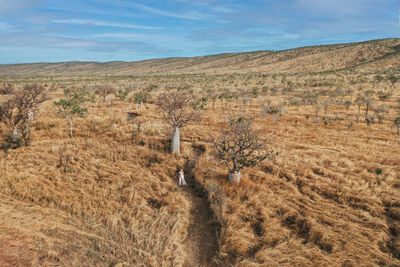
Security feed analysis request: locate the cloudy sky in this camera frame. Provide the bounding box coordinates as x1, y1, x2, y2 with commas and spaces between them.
0, 0, 399, 64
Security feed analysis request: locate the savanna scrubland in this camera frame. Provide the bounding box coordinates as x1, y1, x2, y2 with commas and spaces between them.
1, 38, 400, 266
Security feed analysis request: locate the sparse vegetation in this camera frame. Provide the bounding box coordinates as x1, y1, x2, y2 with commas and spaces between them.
211, 117, 270, 183
156, 91, 199, 154
54, 88, 92, 138
0, 84, 46, 148
1, 38, 400, 266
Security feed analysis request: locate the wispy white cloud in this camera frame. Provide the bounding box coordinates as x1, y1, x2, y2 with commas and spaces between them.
91, 33, 166, 39
116, 1, 208, 20
53, 19, 161, 30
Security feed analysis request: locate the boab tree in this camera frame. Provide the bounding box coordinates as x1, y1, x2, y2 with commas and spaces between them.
211, 117, 271, 183
0, 84, 46, 147
156, 91, 198, 154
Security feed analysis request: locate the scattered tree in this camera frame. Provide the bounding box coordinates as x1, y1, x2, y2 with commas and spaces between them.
343, 99, 352, 111
210, 117, 271, 183
322, 98, 332, 116
0, 83, 14, 95
54, 88, 92, 138
313, 101, 322, 123
354, 95, 364, 122
374, 75, 384, 89
394, 117, 400, 135
374, 104, 388, 124
0, 84, 46, 147
132, 91, 146, 110
115, 89, 129, 101
156, 91, 199, 154
126, 111, 141, 144
387, 74, 399, 88
377, 90, 392, 101
96, 85, 116, 102
364, 97, 373, 116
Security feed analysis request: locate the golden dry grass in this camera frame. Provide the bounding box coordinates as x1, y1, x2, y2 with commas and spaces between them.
0, 97, 193, 266
0, 69, 399, 266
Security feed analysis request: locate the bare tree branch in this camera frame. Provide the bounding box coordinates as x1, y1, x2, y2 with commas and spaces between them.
210, 117, 271, 174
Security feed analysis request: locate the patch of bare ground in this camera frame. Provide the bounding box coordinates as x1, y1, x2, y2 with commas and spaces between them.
181, 146, 219, 267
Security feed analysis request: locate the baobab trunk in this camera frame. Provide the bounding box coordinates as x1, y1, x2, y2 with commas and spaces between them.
11, 129, 19, 140
171, 127, 180, 154
229, 171, 241, 183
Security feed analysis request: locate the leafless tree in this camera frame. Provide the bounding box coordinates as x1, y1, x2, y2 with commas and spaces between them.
156, 91, 199, 154
0, 84, 46, 146
364, 97, 373, 116
95, 85, 116, 102
322, 98, 334, 116
210, 117, 271, 183
374, 104, 388, 124
354, 95, 364, 122
394, 117, 400, 135
313, 101, 322, 123
0, 83, 14, 95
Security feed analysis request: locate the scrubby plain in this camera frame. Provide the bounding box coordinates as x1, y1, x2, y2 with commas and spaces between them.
1, 40, 400, 266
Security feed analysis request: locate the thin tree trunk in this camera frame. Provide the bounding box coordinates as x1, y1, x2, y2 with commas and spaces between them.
68, 117, 73, 138
171, 126, 180, 154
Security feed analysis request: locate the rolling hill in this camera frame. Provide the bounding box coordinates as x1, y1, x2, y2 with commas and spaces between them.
0, 38, 399, 76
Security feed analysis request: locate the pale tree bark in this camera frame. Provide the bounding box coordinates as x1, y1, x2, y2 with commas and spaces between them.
11, 128, 19, 139
68, 117, 73, 138
157, 91, 199, 155
171, 127, 180, 154
229, 171, 241, 183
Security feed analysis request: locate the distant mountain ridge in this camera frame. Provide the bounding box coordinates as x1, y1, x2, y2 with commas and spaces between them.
1, 38, 399, 76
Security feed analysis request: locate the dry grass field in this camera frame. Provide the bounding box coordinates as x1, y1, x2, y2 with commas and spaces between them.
0, 40, 400, 266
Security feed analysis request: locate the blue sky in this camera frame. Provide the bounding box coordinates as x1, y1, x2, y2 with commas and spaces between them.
0, 0, 399, 64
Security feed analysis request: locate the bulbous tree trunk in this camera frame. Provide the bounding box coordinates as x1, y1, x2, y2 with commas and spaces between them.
171, 126, 180, 154
229, 171, 241, 183
11, 129, 19, 140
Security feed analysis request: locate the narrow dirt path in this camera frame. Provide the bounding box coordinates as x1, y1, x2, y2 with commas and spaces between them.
181, 157, 219, 267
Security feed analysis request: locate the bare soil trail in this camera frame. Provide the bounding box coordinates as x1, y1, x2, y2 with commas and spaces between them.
181, 155, 219, 267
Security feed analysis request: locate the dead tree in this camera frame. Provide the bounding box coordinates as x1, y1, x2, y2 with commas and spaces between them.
95, 85, 116, 102
156, 91, 199, 154
210, 117, 270, 183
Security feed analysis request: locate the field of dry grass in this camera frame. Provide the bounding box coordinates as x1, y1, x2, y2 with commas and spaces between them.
0, 68, 399, 266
